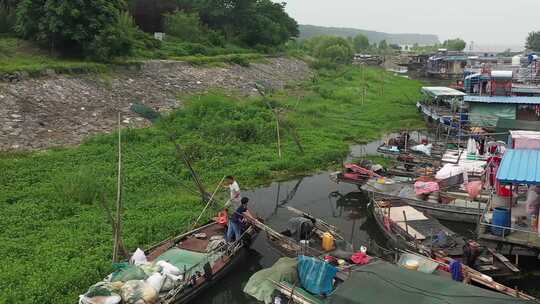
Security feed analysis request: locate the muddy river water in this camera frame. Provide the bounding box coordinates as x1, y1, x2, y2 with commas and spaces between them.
196, 135, 492, 303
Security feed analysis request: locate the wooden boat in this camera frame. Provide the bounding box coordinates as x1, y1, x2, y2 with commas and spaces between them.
329, 163, 382, 186
362, 178, 486, 223
82, 221, 258, 304
245, 206, 537, 303
370, 200, 520, 288
271, 258, 536, 304
247, 206, 347, 259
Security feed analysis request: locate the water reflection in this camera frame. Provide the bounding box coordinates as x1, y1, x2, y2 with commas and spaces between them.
197, 171, 386, 303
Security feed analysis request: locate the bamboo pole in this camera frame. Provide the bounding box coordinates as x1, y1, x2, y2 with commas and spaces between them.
276, 109, 282, 158
191, 175, 226, 229
402, 210, 409, 235
113, 113, 123, 263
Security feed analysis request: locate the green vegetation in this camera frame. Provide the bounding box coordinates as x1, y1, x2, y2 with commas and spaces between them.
0, 37, 114, 75
0, 0, 298, 73
0, 65, 423, 303
526, 31, 540, 52
442, 38, 467, 51
353, 34, 370, 52
15, 0, 136, 60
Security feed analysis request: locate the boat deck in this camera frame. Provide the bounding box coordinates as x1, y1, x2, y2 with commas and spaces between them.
480, 202, 540, 250
375, 199, 463, 256
147, 223, 227, 260
178, 224, 226, 253
376, 199, 520, 278
364, 181, 486, 212
441, 149, 487, 176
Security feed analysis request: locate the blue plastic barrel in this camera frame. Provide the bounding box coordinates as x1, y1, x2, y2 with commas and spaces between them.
491, 208, 511, 236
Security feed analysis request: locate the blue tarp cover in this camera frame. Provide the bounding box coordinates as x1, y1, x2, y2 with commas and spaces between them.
497, 149, 540, 184
298, 255, 338, 296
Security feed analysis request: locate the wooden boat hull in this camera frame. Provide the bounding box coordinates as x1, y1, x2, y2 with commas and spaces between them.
165, 246, 251, 304
146, 222, 259, 304
366, 190, 481, 223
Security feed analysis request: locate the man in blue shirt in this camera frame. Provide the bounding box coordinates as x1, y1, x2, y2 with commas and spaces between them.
227, 197, 253, 242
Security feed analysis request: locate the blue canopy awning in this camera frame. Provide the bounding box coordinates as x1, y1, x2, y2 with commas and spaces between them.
464, 95, 540, 105
497, 149, 540, 184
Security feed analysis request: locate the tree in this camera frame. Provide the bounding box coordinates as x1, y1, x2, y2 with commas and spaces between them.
15, 0, 138, 60
526, 31, 540, 52
164, 10, 203, 41
378, 40, 388, 50
389, 43, 401, 50
442, 38, 466, 51
177, 0, 298, 47
0, 3, 16, 33
352, 34, 369, 52
240, 0, 298, 47
312, 36, 353, 64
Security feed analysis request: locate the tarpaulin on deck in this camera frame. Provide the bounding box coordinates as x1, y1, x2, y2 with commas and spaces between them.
469, 103, 516, 127
497, 149, 540, 185
244, 257, 298, 304
326, 261, 530, 304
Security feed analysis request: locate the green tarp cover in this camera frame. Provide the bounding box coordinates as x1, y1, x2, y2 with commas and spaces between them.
244, 257, 299, 304
470, 103, 516, 127
326, 261, 530, 304
156, 248, 207, 272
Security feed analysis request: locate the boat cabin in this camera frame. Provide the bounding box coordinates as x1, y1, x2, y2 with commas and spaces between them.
417, 87, 468, 131
427, 51, 468, 79
464, 95, 540, 128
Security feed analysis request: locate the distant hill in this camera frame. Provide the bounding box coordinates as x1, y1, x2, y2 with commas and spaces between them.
299, 24, 440, 45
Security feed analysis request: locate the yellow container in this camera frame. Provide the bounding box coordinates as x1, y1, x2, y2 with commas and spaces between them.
322, 232, 335, 251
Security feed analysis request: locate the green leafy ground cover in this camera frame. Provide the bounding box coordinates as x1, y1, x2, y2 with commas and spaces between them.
0, 66, 423, 303
0, 36, 264, 75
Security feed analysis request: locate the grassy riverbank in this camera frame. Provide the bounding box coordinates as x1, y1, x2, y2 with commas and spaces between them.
0, 65, 423, 303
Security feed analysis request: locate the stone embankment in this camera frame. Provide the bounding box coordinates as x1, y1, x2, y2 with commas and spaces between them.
0, 57, 311, 150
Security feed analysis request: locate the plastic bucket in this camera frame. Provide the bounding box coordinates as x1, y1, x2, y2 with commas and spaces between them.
497, 185, 512, 197
491, 207, 511, 236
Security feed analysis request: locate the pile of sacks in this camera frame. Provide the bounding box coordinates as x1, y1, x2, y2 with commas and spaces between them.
79, 249, 183, 304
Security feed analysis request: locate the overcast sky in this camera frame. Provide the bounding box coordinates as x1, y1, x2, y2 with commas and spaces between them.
282, 0, 539, 50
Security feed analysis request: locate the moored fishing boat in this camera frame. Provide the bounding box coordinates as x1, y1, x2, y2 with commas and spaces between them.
368, 197, 536, 300
79, 220, 258, 304
362, 177, 487, 223
246, 206, 349, 259
249, 256, 535, 304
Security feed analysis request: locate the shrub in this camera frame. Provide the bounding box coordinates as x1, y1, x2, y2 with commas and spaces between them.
163, 10, 203, 42
227, 55, 250, 67
314, 36, 353, 64
53, 166, 109, 205
88, 11, 139, 61
15, 0, 137, 60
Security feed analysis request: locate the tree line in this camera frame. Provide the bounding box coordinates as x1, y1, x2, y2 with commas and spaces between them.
0, 0, 299, 61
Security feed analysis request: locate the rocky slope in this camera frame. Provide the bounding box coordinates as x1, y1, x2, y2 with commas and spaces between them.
0, 57, 311, 151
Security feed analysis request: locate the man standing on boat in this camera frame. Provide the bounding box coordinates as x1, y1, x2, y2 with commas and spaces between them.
227, 197, 253, 242
224, 175, 241, 207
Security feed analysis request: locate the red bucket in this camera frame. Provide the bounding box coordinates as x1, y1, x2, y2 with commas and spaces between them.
497, 185, 512, 197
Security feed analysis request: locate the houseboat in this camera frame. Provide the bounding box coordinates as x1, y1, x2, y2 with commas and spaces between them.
465, 95, 540, 129
477, 132, 540, 255
417, 86, 468, 135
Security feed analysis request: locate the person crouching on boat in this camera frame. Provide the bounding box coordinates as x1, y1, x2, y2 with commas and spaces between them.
227, 197, 253, 242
